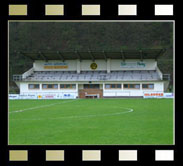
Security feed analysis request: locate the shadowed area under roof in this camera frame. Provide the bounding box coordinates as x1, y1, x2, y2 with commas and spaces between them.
16, 49, 166, 61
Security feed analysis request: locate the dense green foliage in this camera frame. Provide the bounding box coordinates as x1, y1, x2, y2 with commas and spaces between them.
9, 99, 173, 145
9, 22, 173, 92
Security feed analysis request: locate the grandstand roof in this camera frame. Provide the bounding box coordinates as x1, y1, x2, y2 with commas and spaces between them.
17, 49, 166, 61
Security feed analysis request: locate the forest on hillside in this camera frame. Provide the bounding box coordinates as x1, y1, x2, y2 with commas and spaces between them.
9, 22, 174, 93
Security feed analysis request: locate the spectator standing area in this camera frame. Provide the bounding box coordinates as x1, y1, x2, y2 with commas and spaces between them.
13, 49, 170, 99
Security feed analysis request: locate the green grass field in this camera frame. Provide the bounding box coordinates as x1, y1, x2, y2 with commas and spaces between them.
9, 98, 174, 145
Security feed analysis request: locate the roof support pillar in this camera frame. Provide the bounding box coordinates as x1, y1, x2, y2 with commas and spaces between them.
38, 51, 47, 61
120, 50, 125, 62
18, 51, 34, 61
75, 51, 82, 62
88, 50, 95, 62
103, 51, 107, 61
57, 51, 65, 62
155, 49, 165, 60
107, 58, 111, 73
140, 50, 143, 61
77, 59, 81, 74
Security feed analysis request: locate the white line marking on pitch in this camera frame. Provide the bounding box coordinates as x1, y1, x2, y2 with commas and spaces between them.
47, 107, 134, 120
10, 107, 134, 121
9, 100, 77, 114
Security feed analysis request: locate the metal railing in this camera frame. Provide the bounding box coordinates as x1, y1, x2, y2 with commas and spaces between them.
163, 74, 171, 81
13, 75, 23, 81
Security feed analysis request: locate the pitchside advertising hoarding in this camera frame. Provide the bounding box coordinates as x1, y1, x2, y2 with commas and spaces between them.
9, 92, 174, 99
9, 93, 77, 99
9, 94, 37, 99
143, 92, 174, 98
39, 93, 77, 99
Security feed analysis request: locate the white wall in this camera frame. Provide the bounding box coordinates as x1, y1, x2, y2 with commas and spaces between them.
22, 67, 34, 79
103, 82, 164, 97
19, 81, 164, 97
153, 82, 164, 91
33, 59, 157, 72
33, 60, 77, 71
110, 59, 157, 71
156, 66, 163, 79
20, 82, 78, 94
80, 60, 107, 71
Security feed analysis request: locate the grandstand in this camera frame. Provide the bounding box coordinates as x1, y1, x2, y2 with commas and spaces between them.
17, 70, 160, 82
13, 49, 170, 99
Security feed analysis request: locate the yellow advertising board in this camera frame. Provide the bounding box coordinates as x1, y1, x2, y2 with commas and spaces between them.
44, 62, 68, 69
44, 66, 68, 69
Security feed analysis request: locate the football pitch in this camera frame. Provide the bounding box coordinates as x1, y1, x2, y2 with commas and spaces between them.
9, 98, 174, 145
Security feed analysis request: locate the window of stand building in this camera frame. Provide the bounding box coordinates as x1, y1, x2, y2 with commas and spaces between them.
105, 84, 121, 89
28, 84, 40, 89
142, 84, 154, 89
84, 84, 100, 89
123, 84, 140, 89
60, 84, 76, 89
42, 84, 58, 89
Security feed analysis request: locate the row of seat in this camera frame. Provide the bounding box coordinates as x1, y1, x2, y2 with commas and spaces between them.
25, 70, 161, 81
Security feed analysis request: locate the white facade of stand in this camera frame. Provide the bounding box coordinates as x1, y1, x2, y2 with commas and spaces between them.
14, 59, 166, 98
33, 59, 157, 72
19, 81, 164, 97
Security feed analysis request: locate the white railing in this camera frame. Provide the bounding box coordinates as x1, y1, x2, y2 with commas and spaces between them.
156, 67, 163, 80
22, 67, 34, 79
9, 92, 78, 99
163, 74, 171, 81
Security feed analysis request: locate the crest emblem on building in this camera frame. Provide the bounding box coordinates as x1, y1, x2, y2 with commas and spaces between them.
90, 62, 97, 70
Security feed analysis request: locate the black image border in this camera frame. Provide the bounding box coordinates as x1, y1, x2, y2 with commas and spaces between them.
0, 0, 181, 166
